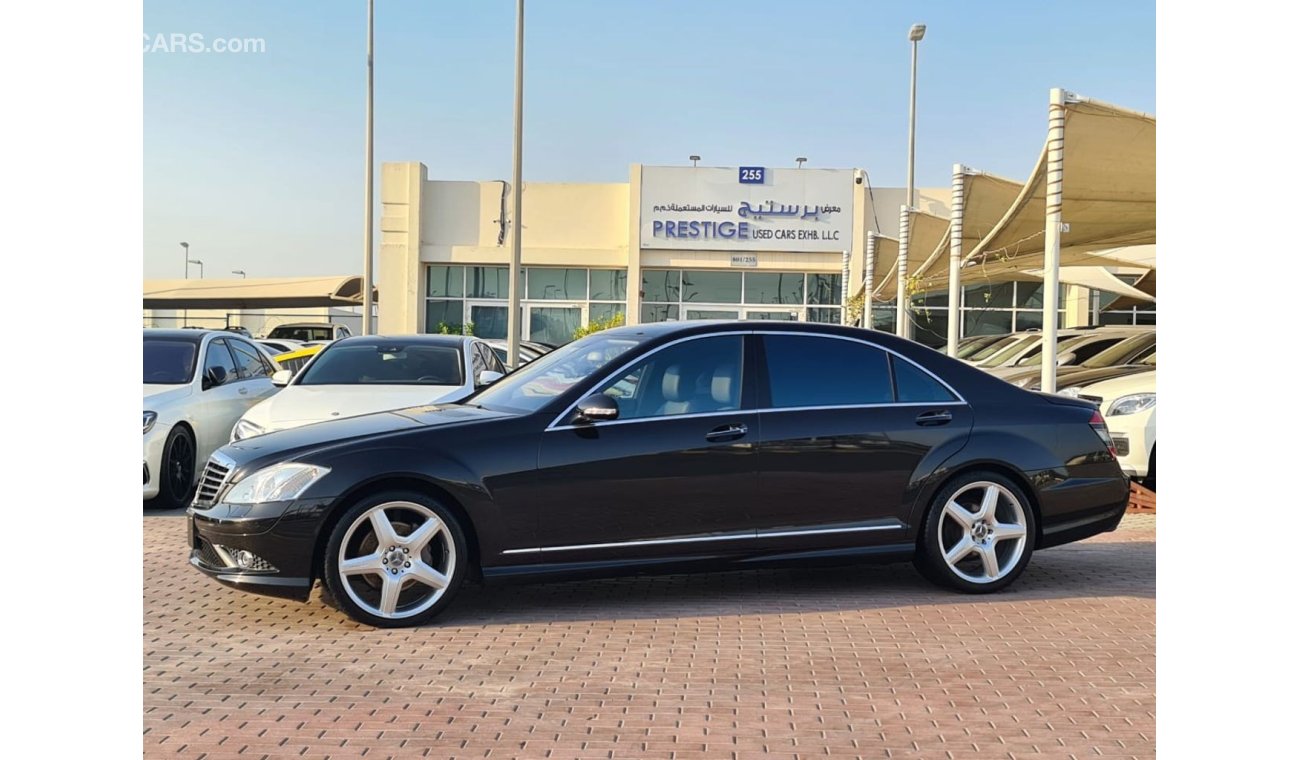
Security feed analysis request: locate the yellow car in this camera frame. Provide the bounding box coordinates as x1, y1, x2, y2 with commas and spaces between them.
273, 345, 324, 376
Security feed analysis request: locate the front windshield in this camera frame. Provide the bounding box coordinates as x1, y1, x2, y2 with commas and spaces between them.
1081, 333, 1155, 369
1018, 335, 1087, 366
473, 332, 645, 413
298, 343, 464, 386
144, 338, 198, 384
966, 335, 1017, 362
1139, 351, 1156, 366
979, 335, 1037, 367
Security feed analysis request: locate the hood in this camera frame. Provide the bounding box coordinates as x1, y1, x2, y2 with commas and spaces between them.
219, 402, 519, 478
143, 384, 192, 407
1078, 369, 1156, 406
1032, 364, 1151, 392
251, 384, 463, 429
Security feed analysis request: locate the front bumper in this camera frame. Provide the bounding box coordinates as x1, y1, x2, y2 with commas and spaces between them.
142, 425, 169, 500
187, 497, 335, 602
1108, 409, 1155, 479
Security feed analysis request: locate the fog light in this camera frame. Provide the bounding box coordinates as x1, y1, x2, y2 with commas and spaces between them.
218, 546, 278, 572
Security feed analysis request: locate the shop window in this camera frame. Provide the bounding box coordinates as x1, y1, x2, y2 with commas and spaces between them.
745, 272, 804, 305
589, 270, 627, 301
468, 266, 511, 299
806, 308, 842, 324
642, 270, 681, 303
427, 266, 465, 298
528, 268, 587, 300
806, 273, 842, 305
683, 271, 742, 304
641, 304, 679, 323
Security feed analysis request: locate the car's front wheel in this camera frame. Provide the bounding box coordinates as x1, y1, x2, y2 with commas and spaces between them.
147, 426, 195, 510
915, 471, 1036, 593
322, 491, 468, 628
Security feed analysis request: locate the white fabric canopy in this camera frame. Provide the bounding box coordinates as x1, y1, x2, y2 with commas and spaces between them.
143, 276, 375, 309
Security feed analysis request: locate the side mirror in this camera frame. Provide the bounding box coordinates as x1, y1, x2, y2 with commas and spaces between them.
271, 369, 293, 387
202, 365, 227, 390
477, 370, 505, 387
572, 394, 620, 424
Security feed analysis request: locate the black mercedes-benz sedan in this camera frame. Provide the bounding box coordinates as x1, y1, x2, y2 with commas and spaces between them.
187, 321, 1129, 627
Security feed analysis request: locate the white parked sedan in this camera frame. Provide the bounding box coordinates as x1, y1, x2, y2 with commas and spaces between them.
144, 329, 280, 508
1078, 369, 1156, 489
231, 335, 507, 442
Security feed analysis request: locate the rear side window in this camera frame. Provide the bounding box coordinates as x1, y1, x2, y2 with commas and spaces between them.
892, 357, 957, 402
762, 335, 892, 407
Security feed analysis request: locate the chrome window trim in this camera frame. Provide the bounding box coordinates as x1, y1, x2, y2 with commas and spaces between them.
545, 328, 967, 431
502, 520, 905, 555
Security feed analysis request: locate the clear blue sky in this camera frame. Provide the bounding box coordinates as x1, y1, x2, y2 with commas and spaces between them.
144, 0, 1154, 280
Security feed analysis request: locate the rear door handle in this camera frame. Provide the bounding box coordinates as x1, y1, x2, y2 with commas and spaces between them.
706, 423, 748, 442
915, 410, 952, 426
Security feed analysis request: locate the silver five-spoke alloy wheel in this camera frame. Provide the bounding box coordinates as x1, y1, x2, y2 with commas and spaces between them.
337, 501, 456, 620
937, 481, 1029, 584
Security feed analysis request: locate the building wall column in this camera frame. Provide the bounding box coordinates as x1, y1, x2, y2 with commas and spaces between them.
379, 161, 426, 334
625, 164, 643, 325
1063, 284, 1090, 327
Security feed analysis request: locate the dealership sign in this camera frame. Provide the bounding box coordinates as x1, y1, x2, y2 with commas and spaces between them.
640, 166, 854, 252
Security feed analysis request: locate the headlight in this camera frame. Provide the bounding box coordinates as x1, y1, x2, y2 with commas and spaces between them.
1057, 386, 1083, 398
1108, 393, 1155, 416
231, 418, 264, 442
143, 411, 157, 435
224, 463, 330, 505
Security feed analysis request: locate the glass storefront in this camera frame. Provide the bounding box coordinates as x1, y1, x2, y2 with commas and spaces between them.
641, 269, 842, 325
425, 265, 627, 343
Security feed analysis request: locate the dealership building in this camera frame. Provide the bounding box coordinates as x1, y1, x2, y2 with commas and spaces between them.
377, 161, 1152, 346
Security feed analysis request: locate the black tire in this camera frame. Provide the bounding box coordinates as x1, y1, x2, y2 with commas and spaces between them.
322, 490, 468, 628
914, 470, 1037, 594
1142, 446, 1156, 491
147, 426, 196, 510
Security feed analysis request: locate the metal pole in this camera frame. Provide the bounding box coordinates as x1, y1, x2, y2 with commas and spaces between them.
863, 233, 877, 329
947, 164, 967, 356
361, 0, 375, 336
840, 251, 850, 325
896, 205, 911, 338
1041, 88, 1067, 393
506, 0, 525, 368
907, 38, 919, 209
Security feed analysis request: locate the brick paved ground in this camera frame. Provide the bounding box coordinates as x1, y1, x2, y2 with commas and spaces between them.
144, 513, 1154, 759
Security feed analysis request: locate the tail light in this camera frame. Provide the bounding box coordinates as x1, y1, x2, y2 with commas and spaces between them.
1089, 410, 1118, 459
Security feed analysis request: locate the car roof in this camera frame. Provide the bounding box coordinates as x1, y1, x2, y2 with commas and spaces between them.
144, 328, 212, 342
271, 322, 339, 328
328, 334, 473, 348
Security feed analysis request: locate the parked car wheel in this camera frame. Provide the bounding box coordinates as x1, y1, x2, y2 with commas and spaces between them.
915, 472, 1036, 593
148, 426, 196, 510
322, 491, 467, 628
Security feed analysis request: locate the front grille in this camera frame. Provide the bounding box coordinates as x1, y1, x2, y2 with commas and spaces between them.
194, 453, 234, 506
1112, 435, 1131, 456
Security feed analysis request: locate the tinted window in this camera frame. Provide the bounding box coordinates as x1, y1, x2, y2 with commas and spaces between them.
203, 339, 240, 384
763, 335, 891, 407
470, 343, 487, 377
596, 336, 743, 420
483, 344, 507, 374
230, 340, 271, 378
299, 344, 465, 386
1069, 338, 1122, 364
893, 357, 957, 402
473, 333, 646, 413
268, 326, 333, 342
144, 338, 198, 384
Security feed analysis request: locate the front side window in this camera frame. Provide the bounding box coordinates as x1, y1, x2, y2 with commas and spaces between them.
203, 339, 240, 383
594, 336, 743, 421
298, 344, 465, 386
763, 335, 892, 407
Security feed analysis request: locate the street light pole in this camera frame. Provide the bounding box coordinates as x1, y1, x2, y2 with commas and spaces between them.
180, 242, 189, 278
232, 270, 246, 278
188, 259, 204, 279
898, 22, 925, 340
361, 0, 376, 336
506, 0, 525, 368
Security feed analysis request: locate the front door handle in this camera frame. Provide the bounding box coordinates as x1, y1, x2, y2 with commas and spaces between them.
915, 409, 952, 426
705, 423, 748, 442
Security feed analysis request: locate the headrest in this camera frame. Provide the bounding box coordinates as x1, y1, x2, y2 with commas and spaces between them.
711, 364, 737, 404
661, 365, 686, 401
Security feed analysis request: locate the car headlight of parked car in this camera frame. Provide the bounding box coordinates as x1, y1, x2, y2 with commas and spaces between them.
231, 418, 264, 442
1108, 393, 1155, 416
224, 463, 331, 505
143, 411, 157, 435
1056, 386, 1083, 398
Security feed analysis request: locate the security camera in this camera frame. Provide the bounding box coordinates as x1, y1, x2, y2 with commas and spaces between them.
855, 175, 864, 185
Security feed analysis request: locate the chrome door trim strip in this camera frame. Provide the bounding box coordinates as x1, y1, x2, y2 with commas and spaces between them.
501, 521, 905, 555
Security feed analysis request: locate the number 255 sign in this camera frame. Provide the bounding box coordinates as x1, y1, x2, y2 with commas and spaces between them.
738, 166, 765, 184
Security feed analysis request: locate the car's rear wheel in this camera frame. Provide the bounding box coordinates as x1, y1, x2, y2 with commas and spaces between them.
915, 471, 1036, 593
148, 427, 195, 510
322, 491, 467, 628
